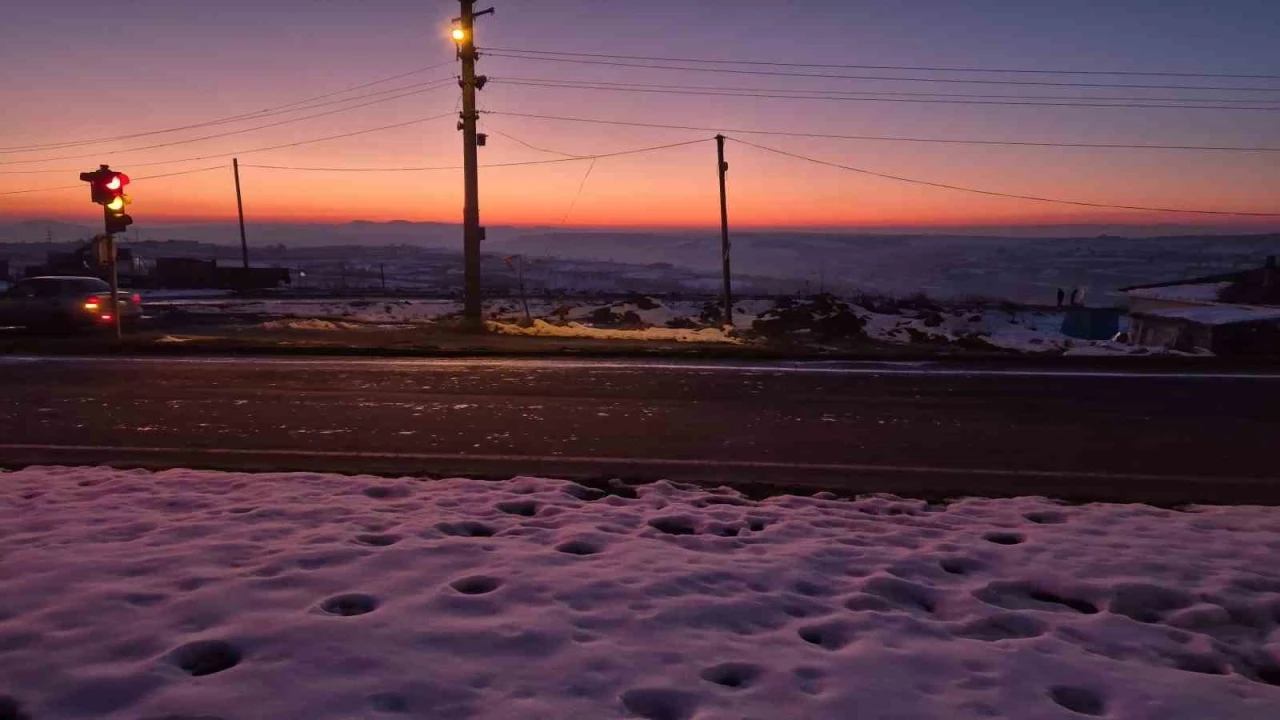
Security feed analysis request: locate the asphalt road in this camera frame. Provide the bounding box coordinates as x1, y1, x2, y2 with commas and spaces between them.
1, 356, 1277, 504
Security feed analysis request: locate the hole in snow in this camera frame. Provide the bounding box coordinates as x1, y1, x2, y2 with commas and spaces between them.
984, 532, 1025, 546
124, 592, 168, 607
700, 662, 763, 689
368, 692, 410, 713
1048, 686, 1106, 716
362, 485, 411, 500
1029, 589, 1098, 615
793, 580, 834, 597
975, 581, 1097, 615
450, 575, 502, 595
955, 612, 1047, 641
0, 696, 30, 720
861, 576, 937, 615
555, 539, 602, 556
1167, 652, 1227, 676
1025, 511, 1067, 524
435, 521, 495, 538
619, 687, 700, 720
797, 620, 855, 651
648, 516, 697, 536
1108, 583, 1193, 623
939, 557, 984, 575
168, 639, 242, 677
354, 533, 401, 547
321, 593, 379, 616
496, 499, 539, 517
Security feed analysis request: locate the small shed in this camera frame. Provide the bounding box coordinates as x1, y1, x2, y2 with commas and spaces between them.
1129, 305, 1280, 355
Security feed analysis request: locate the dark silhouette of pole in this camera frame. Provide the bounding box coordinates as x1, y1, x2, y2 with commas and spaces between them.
457, 2, 492, 328
716, 135, 733, 328
103, 231, 121, 341
233, 158, 249, 271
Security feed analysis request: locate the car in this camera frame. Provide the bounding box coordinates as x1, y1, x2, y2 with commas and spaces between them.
0, 276, 143, 332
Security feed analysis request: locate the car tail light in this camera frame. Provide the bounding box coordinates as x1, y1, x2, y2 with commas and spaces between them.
130, 294, 142, 304
84, 296, 102, 311
99, 314, 114, 322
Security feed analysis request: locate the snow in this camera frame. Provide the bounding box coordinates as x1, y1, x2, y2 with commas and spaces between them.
260, 319, 369, 331
1125, 282, 1234, 304
1, 466, 1278, 720
1136, 305, 1280, 326
487, 319, 739, 344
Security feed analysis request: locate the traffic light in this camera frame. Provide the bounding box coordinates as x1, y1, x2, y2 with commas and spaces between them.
79, 165, 132, 234
105, 191, 132, 233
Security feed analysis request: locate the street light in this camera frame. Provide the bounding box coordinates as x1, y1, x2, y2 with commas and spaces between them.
451, 26, 466, 42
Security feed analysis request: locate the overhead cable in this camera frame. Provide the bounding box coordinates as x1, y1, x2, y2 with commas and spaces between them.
482, 51, 1280, 93
0, 61, 456, 154
483, 47, 1280, 81
483, 110, 1280, 153
728, 137, 1280, 217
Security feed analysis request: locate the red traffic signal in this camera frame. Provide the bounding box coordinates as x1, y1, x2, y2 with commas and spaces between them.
78, 165, 130, 206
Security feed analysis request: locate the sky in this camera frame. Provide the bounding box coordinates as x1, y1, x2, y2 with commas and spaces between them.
1, 0, 1279, 232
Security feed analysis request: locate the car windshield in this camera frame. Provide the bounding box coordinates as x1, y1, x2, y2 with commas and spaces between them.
61, 278, 111, 294
24, 278, 108, 296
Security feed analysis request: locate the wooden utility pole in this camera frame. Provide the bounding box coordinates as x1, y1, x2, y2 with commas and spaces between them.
233, 158, 249, 270
456, 1, 493, 328
715, 135, 733, 328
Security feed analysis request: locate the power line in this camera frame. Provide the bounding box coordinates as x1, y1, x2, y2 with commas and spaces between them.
481, 126, 589, 158
562, 158, 597, 223
491, 78, 1280, 111
482, 51, 1280, 93
484, 110, 1280, 153
0, 61, 457, 154
1, 80, 458, 167
491, 75, 1280, 105
0, 165, 226, 196
239, 137, 711, 171
728, 137, 1280, 217
0, 113, 458, 192
483, 47, 1280, 81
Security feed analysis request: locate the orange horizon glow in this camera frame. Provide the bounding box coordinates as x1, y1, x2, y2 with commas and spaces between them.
4, 5, 1279, 235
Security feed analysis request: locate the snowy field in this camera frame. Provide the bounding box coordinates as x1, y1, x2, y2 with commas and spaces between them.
154, 295, 1161, 354
2, 467, 1278, 719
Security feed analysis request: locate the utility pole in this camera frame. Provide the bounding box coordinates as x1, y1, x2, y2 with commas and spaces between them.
455, 1, 493, 329
715, 135, 733, 328
233, 158, 249, 271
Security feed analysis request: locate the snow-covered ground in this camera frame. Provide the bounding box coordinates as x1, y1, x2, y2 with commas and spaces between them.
2, 467, 1277, 719
487, 319, 739, 344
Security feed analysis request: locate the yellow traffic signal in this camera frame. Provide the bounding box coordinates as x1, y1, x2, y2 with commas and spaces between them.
106, 195, 127, 212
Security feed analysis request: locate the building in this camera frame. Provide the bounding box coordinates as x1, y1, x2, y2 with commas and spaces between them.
1120, 257, 1280, 355
153, 257, 290, 290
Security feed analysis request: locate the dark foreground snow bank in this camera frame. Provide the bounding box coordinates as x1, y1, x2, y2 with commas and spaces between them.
1, 468, 1277, 719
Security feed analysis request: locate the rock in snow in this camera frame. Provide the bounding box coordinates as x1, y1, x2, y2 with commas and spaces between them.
0, 467, 1278, 719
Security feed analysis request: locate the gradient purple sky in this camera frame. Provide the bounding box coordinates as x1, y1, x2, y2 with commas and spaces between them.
2, 0, 1279, 230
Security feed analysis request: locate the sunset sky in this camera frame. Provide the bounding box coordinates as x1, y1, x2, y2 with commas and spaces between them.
2, 0, 1279, 231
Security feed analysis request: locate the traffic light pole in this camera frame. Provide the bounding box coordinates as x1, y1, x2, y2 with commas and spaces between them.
103, 228, 121, 341
458, 1, 485, 329
716, 135, 733, 328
